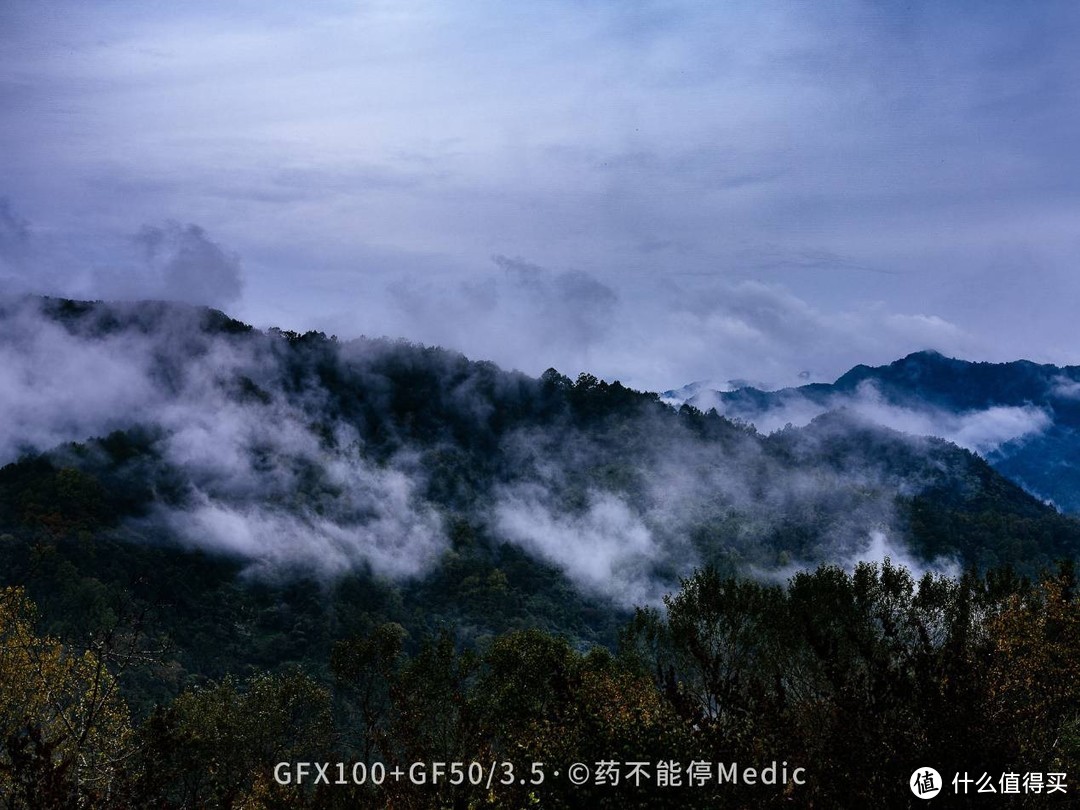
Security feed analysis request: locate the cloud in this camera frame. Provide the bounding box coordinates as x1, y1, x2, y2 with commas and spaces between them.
0, 199, 76, 296
0, 297, 444, 579
493, 255, 619, 346
1, 202, 978, 394
946, 405, 1052, 454
0, 198, 31, 268
845, 530, 959, 582
0, 295, 1004, 601
1051, 375, 1080, 400
494, 485, 670, 607
7, 0, 1075, 609
141, 222, 244, 307
362, 256, 979, 392
384, 256, 621, 375
5, 1, 1080, 392
0, 201, 244, 308
488, 401, 944, 604
690, 378, 1052, 456
0, 301, 161, 459
752, 529, 960, 585
160, 475, 443, 581
92, 221, 244, 307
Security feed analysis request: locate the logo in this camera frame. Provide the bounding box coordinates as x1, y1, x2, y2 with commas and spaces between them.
910, 767, 942, 799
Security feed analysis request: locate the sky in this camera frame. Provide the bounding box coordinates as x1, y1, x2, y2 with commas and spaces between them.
3, 0, 1080, 393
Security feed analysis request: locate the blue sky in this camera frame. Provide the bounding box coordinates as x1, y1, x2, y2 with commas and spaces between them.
3, 0, 1079, 391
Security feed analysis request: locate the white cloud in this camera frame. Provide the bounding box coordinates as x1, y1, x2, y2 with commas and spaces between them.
494, 485, 675, 607
692, 378, 1052, 455
162, 479, 443, 580
0, 298, 446, 579
346, 265, 979, 392
0, 303, 162, 459
845, 529, 959, 581
6, 1, 1080, 393
1051, 375, 1080, 400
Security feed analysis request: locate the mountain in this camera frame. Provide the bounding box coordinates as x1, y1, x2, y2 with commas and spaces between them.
0, 297, 1078, 701
3, 297, 1080, 807
667, 350, 1080, 512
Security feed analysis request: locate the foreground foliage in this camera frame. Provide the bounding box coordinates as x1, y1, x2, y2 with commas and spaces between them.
2, 560, 1077, 808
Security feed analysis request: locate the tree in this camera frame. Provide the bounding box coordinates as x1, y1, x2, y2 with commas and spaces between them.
330, 622, 406, 762
986, 565, 1080, 775
132, 671, 332, 808
0, 587, 133, 806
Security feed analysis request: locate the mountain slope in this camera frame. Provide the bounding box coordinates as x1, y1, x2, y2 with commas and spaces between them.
0, 297, 1078, 703
671, 350, 1080, 511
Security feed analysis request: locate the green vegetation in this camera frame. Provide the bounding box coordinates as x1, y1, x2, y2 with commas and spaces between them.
1, 298, 1079, 805
2, 562, 1078, 807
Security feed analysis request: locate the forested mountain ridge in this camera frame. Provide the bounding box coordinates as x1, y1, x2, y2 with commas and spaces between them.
1, 297, 1078, 625
0, 295, 1075, 676
2, 296, 1076, 592
668, 349, 1080, 512
2, 296, 1080, 807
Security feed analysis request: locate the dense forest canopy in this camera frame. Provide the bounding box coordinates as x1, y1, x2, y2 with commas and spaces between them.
1, 296, 1078, 807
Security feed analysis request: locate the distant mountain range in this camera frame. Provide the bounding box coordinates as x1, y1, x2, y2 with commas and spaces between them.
665, 350, 1080, 512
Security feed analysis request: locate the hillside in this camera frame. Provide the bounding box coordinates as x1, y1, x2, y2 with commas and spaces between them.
2, 297, 1080, 807
670, 350, 1080, 512
0, 297, 1077, 684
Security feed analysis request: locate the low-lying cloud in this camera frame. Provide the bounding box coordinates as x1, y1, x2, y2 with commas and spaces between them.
850, 529, 960, 581
488, 403, 947, 604
0, 295, 993, 604
494, 485, 670, 607
687, 379, 1052, 456
0, 198, 980, 396
0, 297, 443, 579
757, 529, 960, 586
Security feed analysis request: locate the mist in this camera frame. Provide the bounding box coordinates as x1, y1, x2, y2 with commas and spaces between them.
0, 296, 445, 578
0, 295, 1026, 605
684, 378, 1053, 456
485, 392, 963, 604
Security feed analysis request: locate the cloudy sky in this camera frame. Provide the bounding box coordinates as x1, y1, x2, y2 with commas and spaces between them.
3, 0, 1079, 392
